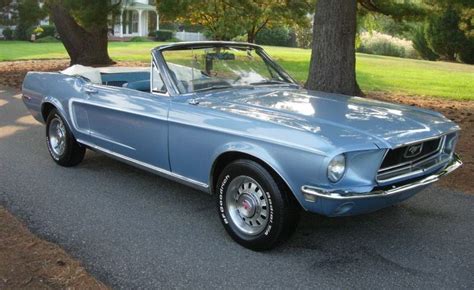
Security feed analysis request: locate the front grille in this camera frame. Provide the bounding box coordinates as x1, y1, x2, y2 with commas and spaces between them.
377, 136, 448, 182
380, 137, 442, 170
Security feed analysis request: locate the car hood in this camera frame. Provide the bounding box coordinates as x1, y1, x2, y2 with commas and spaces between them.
196, 87, 459, 149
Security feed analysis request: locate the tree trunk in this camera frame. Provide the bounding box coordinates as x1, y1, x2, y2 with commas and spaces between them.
247, 29, 255, 43
306, 0, 362, 96
49, 3, 113, 66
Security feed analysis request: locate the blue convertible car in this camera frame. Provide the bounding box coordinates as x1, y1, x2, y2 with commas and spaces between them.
22, 41, 462, 250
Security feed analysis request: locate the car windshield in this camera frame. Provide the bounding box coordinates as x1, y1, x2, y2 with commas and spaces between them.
160, 45, 295, 94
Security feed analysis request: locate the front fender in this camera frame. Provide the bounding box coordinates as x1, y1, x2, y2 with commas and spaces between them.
209, 141, 328, 210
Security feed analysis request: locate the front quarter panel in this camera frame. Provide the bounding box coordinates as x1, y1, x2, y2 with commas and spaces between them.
168, 96, 384, 212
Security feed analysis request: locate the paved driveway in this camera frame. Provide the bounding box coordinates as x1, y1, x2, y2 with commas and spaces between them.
1, 87, 473, 289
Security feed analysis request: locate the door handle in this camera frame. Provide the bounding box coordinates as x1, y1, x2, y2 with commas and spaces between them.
188, 98, 200, 105
84, 86, 98, 94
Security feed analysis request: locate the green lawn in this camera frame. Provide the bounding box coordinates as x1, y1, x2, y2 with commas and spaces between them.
1, 41, 473, 100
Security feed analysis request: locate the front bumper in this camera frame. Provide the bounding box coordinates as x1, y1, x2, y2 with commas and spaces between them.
301, 154, 462, 216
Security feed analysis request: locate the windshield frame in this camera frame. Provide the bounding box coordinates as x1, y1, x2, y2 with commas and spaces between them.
151, 41, 298, 96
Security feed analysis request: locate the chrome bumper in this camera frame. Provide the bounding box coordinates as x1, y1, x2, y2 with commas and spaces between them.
301, 154, 462, 201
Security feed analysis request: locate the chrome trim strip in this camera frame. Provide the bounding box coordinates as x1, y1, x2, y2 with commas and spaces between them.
77, 139, 210, 192
376, 154, 451, 183
391, 130, 458, 149
301, 154, 462, 201
378, 149, 447, 178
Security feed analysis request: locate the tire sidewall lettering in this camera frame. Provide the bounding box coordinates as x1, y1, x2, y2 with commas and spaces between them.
218, 174, 230, 225
264, 191, 274, 236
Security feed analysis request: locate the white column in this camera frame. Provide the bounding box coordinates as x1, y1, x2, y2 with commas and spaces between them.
144, 11, 148, 35
138, 10, 143, 36
156, 13, 160, 31
119, 9, 123, 38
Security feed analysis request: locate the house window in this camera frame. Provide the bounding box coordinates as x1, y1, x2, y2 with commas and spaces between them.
122, 11, 127, 34
132, 11, 139, 33
122, 10, 139, 35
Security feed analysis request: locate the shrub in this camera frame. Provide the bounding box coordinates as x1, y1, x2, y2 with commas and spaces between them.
160, 22, 205, 33
159, 22, 178, 31
459, 37, 474, 64
38, 25, 56, 38
293, 25, 312, 49
2, 27, 13, 40
35, 35, 60, 43
25, 25, 56, 39
357, 31, 418, 59
155, 30, 174, 41
15, 23, 31, 40
232, 34, 248, 42
255, 27, 292, 47
166, 37, 181, 42
425, 7, 466, 61
128, 36, 152, 42
412, 25, 439, 61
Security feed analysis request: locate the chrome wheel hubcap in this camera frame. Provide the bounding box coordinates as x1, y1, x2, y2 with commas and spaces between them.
226, 176, 269, 235
48, 117, 66, 156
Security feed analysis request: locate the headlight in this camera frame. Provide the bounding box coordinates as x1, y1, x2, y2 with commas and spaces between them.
327, 154, 346, 182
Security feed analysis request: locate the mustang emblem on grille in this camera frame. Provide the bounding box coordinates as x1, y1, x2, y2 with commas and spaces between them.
404, 143, 424, 158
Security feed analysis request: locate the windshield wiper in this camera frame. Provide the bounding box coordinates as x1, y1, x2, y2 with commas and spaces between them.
193, 85, 232, 92
250, 80, 296, 87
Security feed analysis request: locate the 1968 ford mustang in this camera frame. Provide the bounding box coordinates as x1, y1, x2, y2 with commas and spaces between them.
22, 41, 462, 250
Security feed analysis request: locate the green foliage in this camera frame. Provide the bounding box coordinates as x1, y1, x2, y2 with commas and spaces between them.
167, 37, 181, 42
425, 7, 466, 60
127, 36, 153, 42
35, 35, 59, 42
15, 0, 46, 40
26, 24, 56, 39
157, 0, 245, 40
459, 36, 474, 64
157, 0, 311, 41
2, 27, 13, 40
412, 24, 439, 61
158, 22, 177, 31
255, 27, 293, 47
359, 40, 405, 58
51, 0, 121, 31
357, 1, 473, 64
292, 25, 312, 48
357, 32, 418, 59
360, 14, 417, 39
38, 25, 56, 38
159, 22, 205, 33
232, 34, 248, 42
358, 0, 427, 21
0, 0, 17, 26
155, 30, 173, 41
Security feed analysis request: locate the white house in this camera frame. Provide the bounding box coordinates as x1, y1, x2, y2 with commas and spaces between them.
111, 0, 160, 39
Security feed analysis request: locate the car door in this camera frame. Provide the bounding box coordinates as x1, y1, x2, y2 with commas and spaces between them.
77, 78, 170, 171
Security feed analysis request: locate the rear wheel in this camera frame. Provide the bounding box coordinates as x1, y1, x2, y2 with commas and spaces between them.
216, 159, 299, 250
46, 109, 85, 167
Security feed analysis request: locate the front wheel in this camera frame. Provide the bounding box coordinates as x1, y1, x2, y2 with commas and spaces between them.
216, 159, 299, 250
46, 109, 85, 167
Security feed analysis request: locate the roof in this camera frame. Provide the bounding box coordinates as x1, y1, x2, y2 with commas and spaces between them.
125, 1, 156, 11
153, 41, 263, 52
